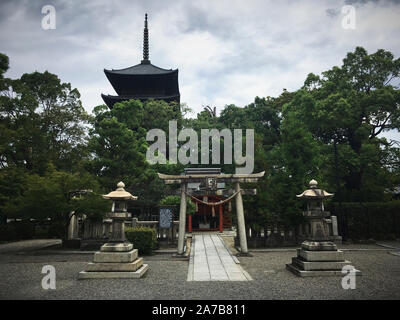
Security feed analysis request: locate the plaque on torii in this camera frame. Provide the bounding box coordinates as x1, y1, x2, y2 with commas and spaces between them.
157, 170, 265, 256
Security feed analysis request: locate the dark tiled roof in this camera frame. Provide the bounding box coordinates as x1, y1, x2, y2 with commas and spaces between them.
104, 62, 177, 75
101, 93, 180, 108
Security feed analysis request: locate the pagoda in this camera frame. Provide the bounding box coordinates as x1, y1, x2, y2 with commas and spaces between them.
101, 14, 180, 109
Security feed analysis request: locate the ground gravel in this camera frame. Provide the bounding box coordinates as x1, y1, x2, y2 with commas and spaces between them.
0, 245, 399, 300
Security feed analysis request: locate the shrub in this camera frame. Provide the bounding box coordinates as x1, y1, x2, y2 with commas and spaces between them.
125, 227, 157, 255
329, 201, 400, 240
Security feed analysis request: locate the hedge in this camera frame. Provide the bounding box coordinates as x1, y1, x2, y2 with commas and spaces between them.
125, 227, 157, 255
328, 201, 400, 240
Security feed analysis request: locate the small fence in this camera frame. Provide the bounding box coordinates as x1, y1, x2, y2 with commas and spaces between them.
80, 218, 179, 243
235, 226, 299, 248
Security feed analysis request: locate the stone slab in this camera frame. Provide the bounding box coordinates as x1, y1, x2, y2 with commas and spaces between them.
286, 263, 362, 277
188, 234, 251, 282
100, 242, 133, 252
78, 264, 148, 279
292, 257, 351, 271
86, 258, 143, 272
93, 249, 138, 263
297, 248, 344, 262
301, 241, 337, 251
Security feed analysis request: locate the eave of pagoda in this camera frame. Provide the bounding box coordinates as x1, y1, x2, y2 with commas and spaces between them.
101, 93, 180, 108
104, 69, 179, 97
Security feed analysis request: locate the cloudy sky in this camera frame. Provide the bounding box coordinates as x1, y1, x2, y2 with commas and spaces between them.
1, 0, 399, 128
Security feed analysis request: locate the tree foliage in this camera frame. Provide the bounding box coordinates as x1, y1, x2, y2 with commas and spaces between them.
0, 46, 399, 237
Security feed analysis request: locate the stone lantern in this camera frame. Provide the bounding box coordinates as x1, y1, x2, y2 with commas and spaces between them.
102, 181, 136, 246
296, 179, 335, 250
79, 182, 148, 279
286, 179, 361, 277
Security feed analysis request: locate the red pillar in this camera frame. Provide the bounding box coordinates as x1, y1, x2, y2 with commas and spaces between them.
188, 214, 192, 233
219, 204, 223, 233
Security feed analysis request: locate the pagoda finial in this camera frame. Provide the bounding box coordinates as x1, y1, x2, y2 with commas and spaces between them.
142, 13, 150, 64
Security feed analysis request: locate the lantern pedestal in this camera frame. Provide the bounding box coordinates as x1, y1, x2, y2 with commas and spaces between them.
287, 179, 361, 277
286, 245, 361, 277
78, 245, 148, 279
78, 181, 148, 279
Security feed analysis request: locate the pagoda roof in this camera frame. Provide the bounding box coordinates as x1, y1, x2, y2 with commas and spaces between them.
104, 62, 177, 76
101, 93, 180, 108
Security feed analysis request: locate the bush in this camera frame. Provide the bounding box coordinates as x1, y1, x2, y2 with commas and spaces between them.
0, 224, 17, 241
329, 201, 400, 240
125, 227, 157, 255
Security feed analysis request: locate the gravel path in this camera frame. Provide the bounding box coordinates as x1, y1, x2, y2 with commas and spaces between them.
0, 245, 399, 300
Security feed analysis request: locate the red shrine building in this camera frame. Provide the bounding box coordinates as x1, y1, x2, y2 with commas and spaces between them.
101, 14, 180, 109
184, 168, 233, 232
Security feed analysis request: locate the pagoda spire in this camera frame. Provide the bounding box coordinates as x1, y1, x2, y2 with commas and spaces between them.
142, 13, 150, 64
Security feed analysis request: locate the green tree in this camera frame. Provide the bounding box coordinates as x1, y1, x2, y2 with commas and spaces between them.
1, 165, 107, 239
288, 47, 400, 201
88, 99, 184, 208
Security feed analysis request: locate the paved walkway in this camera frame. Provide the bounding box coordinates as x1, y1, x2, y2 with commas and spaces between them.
187, 234, 252, 281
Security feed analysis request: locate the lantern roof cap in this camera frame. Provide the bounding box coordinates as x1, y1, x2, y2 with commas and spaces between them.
102, 181, 138, 200
296, 179, 334, 199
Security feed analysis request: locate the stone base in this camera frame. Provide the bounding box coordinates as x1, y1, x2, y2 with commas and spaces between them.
86, 258, 143, 272
297, 248, 344, 261
79, 264, 148, 279
100, 242, 133, 252
79, 243, 148, 279
301, 240, 337, 251
94, 249, 138, 263
286, 263, 361, 277
291, 257, 350, 271
287, 245, 361, 277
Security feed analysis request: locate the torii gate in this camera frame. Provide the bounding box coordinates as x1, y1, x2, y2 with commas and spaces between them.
157, 171, 265, 255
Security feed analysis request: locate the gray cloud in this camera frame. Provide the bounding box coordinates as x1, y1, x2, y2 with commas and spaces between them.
0, 0, 399, 122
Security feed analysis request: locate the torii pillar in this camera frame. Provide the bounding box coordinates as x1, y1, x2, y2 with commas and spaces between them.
235, 182, 248, 254
177, 183, 187, 255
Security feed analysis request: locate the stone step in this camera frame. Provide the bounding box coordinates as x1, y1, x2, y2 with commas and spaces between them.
286, 263, 362, 277
100, 243, 133, 252
86, 258, 143, 272
297, 248, 344, 262
78, 264, 149, 279
93, 249, 138, 263
301, 241, 337, 251
291, 257, 351, 271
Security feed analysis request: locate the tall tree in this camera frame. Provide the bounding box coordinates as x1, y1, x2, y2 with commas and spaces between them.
287, 47, 400, 200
